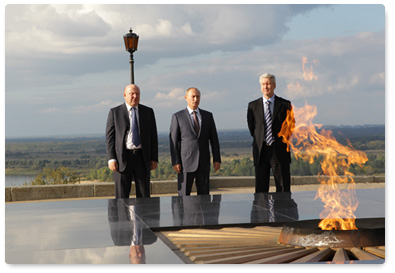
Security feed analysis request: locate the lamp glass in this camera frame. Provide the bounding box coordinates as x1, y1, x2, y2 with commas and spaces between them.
124, 35, 139, 52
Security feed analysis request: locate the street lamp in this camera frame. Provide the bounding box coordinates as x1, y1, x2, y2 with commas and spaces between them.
123, 28, 139, 84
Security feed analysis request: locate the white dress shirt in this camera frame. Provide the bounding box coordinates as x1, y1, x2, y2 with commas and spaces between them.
187, 106, 201, 129
262, 95, 275, 116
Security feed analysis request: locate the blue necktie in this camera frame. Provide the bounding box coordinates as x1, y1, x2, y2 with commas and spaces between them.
265, 101, 273, 145
131, 107, 140, 146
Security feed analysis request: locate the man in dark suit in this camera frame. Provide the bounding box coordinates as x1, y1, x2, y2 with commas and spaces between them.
247, 73, 294, 193
169, 87, 221, 196
106, 84, 158, 198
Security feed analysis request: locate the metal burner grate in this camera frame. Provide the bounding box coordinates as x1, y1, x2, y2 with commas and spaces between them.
158, 226, 384, 264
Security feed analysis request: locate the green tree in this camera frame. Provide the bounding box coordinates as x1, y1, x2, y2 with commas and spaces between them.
28, 167, 80, 185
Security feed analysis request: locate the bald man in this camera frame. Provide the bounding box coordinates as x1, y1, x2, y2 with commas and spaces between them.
106, 84, 158, 198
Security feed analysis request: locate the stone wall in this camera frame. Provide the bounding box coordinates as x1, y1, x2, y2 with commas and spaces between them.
5, 175, 385, 202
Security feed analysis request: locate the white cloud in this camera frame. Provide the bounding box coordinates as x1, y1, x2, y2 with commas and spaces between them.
70, 100, 114, 114
152, 88, 185, 108
38, 107, 61, 114
369, 72, 385, 84
5, 5, 112, 56
155, 88, 184, 100
5, 4, 318, 58
4, 4, 385, 137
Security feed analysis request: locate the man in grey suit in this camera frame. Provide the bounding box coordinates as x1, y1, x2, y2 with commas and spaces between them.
169, 87, 221, 196
106, 84, 158, 198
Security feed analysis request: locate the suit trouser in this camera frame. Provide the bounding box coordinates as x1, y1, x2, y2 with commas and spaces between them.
254, 145, 291, 193
177, 165, 210, 196
113, 149, 150, 198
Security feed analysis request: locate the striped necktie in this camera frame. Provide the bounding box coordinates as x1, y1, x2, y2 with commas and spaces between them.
265, 101, 273, 145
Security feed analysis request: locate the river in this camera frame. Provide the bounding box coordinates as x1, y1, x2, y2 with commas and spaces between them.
4, 175, 36, 187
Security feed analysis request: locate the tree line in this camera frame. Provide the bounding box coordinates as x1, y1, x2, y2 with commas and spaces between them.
6, 126, 385, 185
24, 152, 384, 186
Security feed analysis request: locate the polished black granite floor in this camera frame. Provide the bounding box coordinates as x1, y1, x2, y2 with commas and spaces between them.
5, 189, 385, 264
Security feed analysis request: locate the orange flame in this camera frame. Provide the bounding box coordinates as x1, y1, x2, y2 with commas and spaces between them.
278, 102, 368, 230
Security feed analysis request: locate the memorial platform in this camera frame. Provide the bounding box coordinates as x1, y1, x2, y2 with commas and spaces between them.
5, 188, 385, 264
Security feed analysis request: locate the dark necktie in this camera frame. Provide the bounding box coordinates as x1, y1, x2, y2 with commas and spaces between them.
131, 107, 140, 146
193, 111, 200, 135
265, 101, 273, 145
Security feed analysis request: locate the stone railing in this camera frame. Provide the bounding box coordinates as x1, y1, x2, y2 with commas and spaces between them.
5, 175, 385, 203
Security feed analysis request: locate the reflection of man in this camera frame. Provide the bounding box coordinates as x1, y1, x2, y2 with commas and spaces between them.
172, 195, 221, 226
106, 84, 158, 198
247, 73, 294, 193
108, 199, 160, 264
251, 192, 299, 223
129, 245, 145, 264
128, 204, 145, 264
169, 87, 221, 196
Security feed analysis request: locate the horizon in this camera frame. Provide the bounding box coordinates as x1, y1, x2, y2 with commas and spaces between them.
4, 123, 385, 140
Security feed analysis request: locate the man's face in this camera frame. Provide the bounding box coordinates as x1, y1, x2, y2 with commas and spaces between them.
260, 78, 276, 99
185, 88, 200, 110
124, 85, 140, 107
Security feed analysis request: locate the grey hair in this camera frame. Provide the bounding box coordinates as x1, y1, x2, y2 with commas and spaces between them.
259, 73, 276, 84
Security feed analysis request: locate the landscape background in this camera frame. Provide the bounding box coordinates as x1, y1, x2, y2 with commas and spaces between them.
5, 125, 385, 186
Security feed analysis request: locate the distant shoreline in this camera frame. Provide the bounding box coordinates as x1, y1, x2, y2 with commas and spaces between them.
5, 124, 385, 141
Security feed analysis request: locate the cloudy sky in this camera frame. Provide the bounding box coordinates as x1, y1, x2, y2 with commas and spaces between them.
3, 2, 389, 138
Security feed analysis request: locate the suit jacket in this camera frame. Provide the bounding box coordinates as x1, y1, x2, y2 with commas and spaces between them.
169, 108, 221, 173
106, 103, 158, 172
247, 95, 292, 166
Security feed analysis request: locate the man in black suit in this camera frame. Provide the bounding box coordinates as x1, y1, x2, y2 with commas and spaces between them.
247, 73, 294, 193
169, 87, 221, 196
106, 84, 158, 198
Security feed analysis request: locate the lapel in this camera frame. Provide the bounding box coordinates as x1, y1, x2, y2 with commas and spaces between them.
273, 95, 280, 120
255, 97, 264, 124
137, 104, 144, 134
121, 103, 130, 129
198, 108, 204, 138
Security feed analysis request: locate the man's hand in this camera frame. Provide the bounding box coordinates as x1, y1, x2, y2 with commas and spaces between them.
173, 164, 182, 173
213, 162, 221, 172
150, 161, 158, 170
108, 161, 118, 172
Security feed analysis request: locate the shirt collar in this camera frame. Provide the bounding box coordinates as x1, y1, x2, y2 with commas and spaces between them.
125, 102, 138, 111
187, 106, 199, 114
263, 95, 275, 104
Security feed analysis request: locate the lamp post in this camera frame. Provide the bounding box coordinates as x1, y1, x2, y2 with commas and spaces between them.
123, 28, 139, 84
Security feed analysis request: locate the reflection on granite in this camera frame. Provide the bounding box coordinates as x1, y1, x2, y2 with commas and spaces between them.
5, 188, 385, 264
108, 199, 160, 264
172, 195, 221, 226
251, 192, 299, 223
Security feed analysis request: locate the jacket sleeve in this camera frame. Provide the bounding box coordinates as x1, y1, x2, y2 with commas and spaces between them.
247, 102, 255, 137
209, 114, 221, 163
150, 108, 159, 163
105, 109, 117, 161
169, 114, 181, 166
